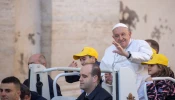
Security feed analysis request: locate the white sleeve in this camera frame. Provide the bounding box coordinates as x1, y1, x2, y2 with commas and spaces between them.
129, 40, 153, 63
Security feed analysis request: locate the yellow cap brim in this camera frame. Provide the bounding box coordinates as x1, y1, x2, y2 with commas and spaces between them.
73, 52, 87, 60
142, 61, 157, 65
142, 54, 168, 66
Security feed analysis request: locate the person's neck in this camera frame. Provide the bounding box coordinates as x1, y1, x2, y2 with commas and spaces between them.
85, 84, 97, 95
125, 39, 132, 49
15, 97, 20, 100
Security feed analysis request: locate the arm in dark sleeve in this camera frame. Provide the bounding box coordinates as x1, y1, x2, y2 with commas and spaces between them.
65, 71, 80, 83
107, 97, 112, 100
48, 75, 62, 99
104, 96, 112, 100
55, 83, 62, 96
31, 91, 47, 100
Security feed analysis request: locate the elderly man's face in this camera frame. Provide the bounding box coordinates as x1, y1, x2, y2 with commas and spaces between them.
112, 27, 131, 49
0, 83, 20, 100
28, 54, 46, 67
28, 54, 41, 65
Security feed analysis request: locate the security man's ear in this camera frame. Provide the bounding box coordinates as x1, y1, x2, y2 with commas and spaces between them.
24, 95, 31, 100
93, 75, 98, 82
17, 90, 21, 97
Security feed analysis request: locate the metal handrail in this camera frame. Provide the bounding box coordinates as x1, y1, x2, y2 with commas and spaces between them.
36, 67, 112, 73
53, 72, 80, 97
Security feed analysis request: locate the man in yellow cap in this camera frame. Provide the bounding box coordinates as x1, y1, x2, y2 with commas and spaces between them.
65, 47, 100, 83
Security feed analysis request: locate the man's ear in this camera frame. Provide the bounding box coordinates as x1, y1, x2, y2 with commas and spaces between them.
92, 57, 96, 63
112, 35, 115, 39
17, 90, 21, 96
90, 56, 96, 63
129, 31, 132, 37
16, 90, 21, 99
93, 75, 98, 83
24, 95, 31, 100
43, 63, 46, 67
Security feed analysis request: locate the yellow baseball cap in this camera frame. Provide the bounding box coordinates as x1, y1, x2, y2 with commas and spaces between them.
142, 54, 169, 66
73, 47, 98, 60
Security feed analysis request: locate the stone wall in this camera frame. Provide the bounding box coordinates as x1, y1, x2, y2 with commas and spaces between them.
0, 0, 15, 81
120, 0, 175, 71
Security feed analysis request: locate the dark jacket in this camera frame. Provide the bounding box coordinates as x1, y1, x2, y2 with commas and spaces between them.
76, 84, 112, 100
23, 75, 62, 99
30, 91, 47, 100
65, 61, 101, 83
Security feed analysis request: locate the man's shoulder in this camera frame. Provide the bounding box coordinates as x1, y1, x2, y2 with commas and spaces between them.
94, 86, 112, 99
98, 88, 112, 100
99, 87, 112, 95
130, 39, 150, 47
132, 39, 147, 44
23, 79, 29, 82
107, 44, 115, 49
23, 79, 29, 87
76, 92, 86, 100
105, 45, 115, 52
31, 91, 47, 100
